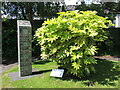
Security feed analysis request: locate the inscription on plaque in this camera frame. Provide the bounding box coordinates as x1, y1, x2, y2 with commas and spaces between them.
17, 20, 32, 76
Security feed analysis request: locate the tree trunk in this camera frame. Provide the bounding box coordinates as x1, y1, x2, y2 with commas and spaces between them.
25, 3, 34, 26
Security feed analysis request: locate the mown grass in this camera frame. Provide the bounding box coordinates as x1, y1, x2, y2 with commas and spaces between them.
1, 59, 119, 88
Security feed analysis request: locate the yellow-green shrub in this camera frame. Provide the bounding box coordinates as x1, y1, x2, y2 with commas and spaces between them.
35, 10, 114, 77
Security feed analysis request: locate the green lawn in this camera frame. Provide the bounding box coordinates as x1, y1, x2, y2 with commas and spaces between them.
1, 59, 119, 88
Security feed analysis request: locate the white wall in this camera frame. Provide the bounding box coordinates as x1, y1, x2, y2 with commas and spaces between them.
115, 14, 120, 28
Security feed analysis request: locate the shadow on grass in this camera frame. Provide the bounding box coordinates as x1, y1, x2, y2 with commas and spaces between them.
33, 60, 51, 65
61, 59, 119, 86
32, 69, 52, 75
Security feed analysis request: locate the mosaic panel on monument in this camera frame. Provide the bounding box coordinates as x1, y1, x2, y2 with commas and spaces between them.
17, 20, 32, 76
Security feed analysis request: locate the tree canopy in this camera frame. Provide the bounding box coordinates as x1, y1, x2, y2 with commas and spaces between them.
2, 2, 62, 25
2, 2, 120, 22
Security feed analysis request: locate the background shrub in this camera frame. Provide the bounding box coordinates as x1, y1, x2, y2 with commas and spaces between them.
2, 19, 44, 64
2, 19, 18, 63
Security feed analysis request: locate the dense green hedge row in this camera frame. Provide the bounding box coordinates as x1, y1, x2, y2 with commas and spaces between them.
2, 19, 120, 62
2, 19, 44, 61
107, 28, 120, 56
2, 20, 18, 61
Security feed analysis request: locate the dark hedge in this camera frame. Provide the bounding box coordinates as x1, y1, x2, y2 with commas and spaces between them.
2, 19, 120, 64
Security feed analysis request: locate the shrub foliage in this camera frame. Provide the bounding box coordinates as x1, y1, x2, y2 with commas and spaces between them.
35, 10, 114, 77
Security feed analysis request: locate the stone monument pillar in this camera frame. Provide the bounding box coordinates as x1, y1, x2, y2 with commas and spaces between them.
17, 20, 32, 76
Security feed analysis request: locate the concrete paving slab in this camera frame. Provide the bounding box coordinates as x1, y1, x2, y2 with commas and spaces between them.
7, 69, 42, 81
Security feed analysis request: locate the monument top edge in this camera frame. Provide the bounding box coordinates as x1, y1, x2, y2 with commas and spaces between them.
17, 20, 31, 27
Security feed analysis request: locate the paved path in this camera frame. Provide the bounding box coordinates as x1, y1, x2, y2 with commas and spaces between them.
7, 69, 41, 81
0, 63, 18, 75
1, 63, 42, 81
93, 56, 120, 61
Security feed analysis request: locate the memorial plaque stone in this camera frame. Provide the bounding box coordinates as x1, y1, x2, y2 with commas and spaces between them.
17, 20, 32, 76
